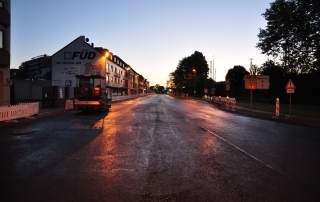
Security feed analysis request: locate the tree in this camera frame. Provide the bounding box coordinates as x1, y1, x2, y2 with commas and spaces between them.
259, 60, 286, 98
256, 0, 320, 73
16, 63, 29, 79
171, 51, 209, 96
226, 65, 249, 97
249, 64, 260, 75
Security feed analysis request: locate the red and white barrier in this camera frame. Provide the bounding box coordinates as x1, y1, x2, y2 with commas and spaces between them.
226, 96, 230, 110
213, 96, 236, 111
0, 102, 39, 122
65, 100, 74, 110
275, 98, 280, 117
232, 99, 236, 111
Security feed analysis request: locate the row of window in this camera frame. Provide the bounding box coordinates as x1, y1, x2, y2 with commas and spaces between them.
0, 30, 3, 48
113, 56, 125, 68
107, 63, 124, 76
107, 76, 124, 85
0, 0, 5, 49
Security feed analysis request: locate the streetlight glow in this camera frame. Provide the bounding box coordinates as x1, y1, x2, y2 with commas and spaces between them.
192, 69, 196, 97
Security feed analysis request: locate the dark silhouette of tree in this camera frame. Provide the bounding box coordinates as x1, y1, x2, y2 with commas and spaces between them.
171, 51, 209, 96
226, 65, 249, 97
259, 60, 286, 98
257, 0, 320, 73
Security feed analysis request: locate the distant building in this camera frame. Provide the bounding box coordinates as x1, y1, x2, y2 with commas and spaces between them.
0, 0, 11, 105
19, 55, 52, 80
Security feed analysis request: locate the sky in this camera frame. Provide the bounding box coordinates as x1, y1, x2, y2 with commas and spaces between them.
11, 0, 273, 86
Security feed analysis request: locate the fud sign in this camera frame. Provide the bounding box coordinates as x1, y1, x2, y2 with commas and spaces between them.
64, 51, 96, 60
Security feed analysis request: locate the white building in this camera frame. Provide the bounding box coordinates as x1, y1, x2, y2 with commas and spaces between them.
51, 35, 145, 101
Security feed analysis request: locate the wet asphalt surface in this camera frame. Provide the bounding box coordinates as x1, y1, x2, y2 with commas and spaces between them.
0, 94, 320, 201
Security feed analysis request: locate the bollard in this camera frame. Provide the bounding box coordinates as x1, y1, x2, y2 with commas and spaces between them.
275, 98, 280, 117
65, 100, 74, 111
232, 98, 236, 111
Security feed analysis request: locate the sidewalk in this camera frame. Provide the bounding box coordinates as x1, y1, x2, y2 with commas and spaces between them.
215, 103, 320, 128
170, 94, 320, 128
0, 107, 74, 128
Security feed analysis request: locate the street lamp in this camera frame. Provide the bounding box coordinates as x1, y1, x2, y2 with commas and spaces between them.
104, 51, 110, 97
125, 66, 131, 95
192, 69, 196, 97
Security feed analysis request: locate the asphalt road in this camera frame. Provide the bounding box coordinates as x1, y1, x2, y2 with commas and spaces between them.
0, 94, 319, 201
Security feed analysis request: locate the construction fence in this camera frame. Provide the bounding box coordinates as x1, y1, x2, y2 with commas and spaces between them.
0, 102, 39, 122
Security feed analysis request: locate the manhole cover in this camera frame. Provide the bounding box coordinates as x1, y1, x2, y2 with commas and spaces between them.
11, 130, 37, 135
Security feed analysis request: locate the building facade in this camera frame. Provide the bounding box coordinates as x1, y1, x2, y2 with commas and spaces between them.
12, 35, 150, 106
51, 35, 149, 100
19, 55, 52, 80
0, 0, 10, 105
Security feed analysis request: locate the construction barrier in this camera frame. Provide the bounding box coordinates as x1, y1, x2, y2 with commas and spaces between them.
275, 98, 280, 117
65, 100, 74, 110
232, 98, 236, 111
0, 102, 39, 122
226, 96, 230, 110
213, 96, 236, 111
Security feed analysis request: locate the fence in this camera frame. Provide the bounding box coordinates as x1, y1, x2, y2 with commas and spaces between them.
65, 94, 151, 110
0, 102, 39, 122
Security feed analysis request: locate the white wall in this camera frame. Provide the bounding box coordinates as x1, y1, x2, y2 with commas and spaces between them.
51, 36, 106, 87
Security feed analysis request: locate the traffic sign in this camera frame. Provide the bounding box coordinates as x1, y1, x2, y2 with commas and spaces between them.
285, 79, 296, 94
285, 79, 296, 93
287, 89, 295, 93
244, 75, 257, 89
257, 75, 269, 89
285, 79, 296, 89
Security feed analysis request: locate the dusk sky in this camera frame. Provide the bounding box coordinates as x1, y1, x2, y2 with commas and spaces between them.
11, 0, 273, 86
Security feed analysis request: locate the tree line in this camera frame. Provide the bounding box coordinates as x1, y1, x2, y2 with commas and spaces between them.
168, 0, 319, 104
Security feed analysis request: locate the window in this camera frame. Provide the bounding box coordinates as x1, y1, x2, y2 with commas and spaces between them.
0, 31, 3, 48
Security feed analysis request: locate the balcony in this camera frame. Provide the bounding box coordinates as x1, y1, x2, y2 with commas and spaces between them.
114, 72, 121, 78
0, 8, 10, 27
0, 49, 10, 67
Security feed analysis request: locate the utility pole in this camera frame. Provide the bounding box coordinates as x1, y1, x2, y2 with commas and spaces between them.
249, 58, 254, 111
249, 58, 253, 72
209, 61, 212, 79
193, 69, 196, 98
215, 69, 216, 81
212, 55, 215, 96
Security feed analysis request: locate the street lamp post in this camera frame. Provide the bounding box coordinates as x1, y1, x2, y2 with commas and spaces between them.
125, 66, 131, 95
192, 69, 196, 97
105, 51, 110, 96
